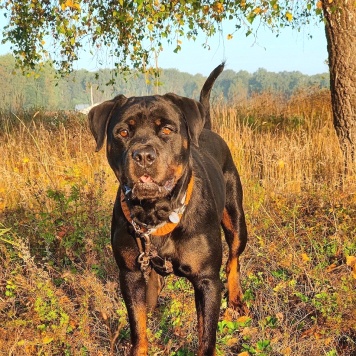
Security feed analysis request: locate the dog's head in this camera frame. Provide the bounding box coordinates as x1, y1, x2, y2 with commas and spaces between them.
88, 93, 205, 200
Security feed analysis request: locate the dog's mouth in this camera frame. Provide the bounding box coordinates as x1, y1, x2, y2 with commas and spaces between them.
130, 174, 175, 200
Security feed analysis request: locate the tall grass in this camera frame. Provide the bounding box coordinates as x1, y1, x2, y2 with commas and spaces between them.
0, 90, 355, 355
1, 90, 351, 212
0, 111, 116, 211
213, 89, 348, 195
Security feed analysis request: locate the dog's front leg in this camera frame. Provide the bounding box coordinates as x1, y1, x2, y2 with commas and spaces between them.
193, 275, 222, 356
119, 270, 148, 356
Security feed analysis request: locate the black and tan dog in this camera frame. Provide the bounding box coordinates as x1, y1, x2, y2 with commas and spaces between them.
88, 64, 247, 356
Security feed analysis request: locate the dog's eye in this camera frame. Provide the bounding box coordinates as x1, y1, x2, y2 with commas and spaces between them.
117, 129, 129, 138
161, 126, 173, 135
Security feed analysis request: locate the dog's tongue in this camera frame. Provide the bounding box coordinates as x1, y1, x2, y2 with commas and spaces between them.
139, 174, 153, 183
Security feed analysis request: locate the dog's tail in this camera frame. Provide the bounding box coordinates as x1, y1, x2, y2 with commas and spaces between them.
199, 62, 225, 130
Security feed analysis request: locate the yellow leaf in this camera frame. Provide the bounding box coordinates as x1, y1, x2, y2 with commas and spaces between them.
227, 34, 233, 40
286, 12, 293, 22
314, 332, 322, 339
213, 2, 224, 13
324, 337, 333, 345
226, 337, 239, 346
254, 7, 261, 14
42, 336, 53, 344
281, 347, 292, 355
237, 315, 251, 323
62, 0, 81, 11
273, 281, 287, 292
280, 253, 293, 268
316, 1, 322, 8
277, 159, 285, 169
301, 253, 310, 262
346, 255, 356, 279
346, 255, 356, 267
238, 352, 250, 356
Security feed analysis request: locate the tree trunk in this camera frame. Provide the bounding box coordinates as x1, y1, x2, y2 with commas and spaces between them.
322, 1, 356, 173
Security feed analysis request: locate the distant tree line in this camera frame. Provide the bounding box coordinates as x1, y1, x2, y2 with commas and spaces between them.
0, 54, 329, 111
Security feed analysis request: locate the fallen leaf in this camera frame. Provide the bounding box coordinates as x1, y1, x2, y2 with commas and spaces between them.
346, 255, 356, 279
226, 337, 239, 346
314, 332, 322, 339
276, 312, 284, 322
237, 315, 251, 323
280, 254, 293, 268
281, 346, 292, 355
301, 253, 310, 262
42, 336, 53, 344
326, 263, 338, 273
301, 326, 317, 338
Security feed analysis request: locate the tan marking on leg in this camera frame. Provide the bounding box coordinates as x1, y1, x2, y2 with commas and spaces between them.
222, 209, 241, 252
227, 257, 243, 307
222, 208, 233, 230
222, 208, 247, 316
135, 304, 148, 355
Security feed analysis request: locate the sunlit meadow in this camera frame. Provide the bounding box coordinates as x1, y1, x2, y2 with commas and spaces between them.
0, 89, 355, 355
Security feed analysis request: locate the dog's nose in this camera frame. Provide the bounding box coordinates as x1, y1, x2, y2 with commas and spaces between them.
132, 146, 157, 167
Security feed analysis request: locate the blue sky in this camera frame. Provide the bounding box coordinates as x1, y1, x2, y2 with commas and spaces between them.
0, 14, 328, 76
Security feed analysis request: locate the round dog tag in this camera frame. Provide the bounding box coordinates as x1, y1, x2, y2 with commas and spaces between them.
169, 212, 180, 223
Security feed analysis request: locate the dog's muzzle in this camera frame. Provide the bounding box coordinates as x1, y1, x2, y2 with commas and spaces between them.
131, 177, 175, 200
127, 145, 175, 200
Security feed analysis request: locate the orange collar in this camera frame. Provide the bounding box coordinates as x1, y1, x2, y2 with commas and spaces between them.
120, 176, 194, 236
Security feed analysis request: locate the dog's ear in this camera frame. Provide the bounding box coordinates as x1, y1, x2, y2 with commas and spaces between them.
88, 95, 127, 151
163, 93, 205, 147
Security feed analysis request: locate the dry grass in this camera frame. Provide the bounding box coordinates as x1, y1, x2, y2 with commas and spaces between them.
213, 89, 347, 193
0, 90, 355, 355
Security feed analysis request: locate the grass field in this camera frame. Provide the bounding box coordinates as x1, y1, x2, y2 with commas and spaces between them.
0, 89, 355, 355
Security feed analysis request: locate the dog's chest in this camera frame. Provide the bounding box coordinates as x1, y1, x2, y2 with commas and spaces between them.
149, 231, 208, 277
150, 235, 175, 257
